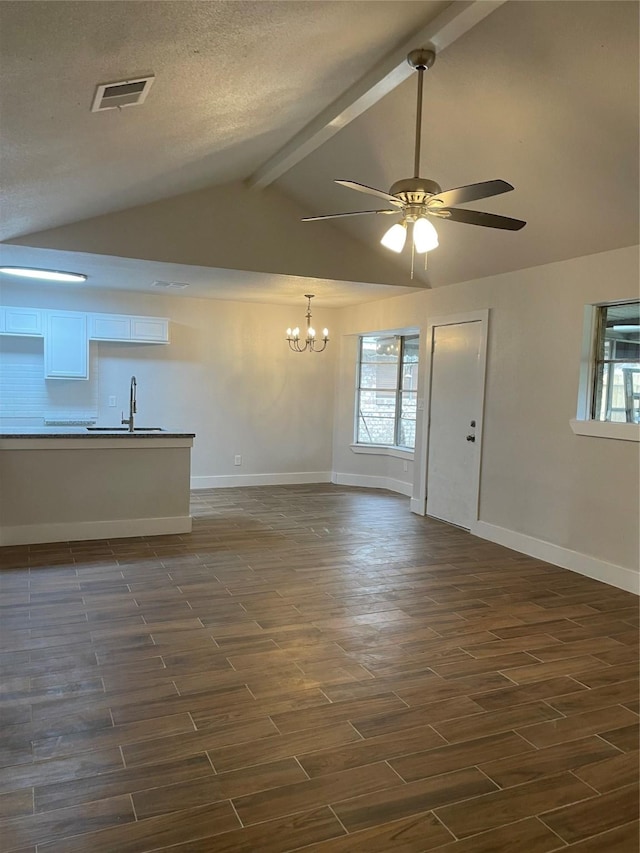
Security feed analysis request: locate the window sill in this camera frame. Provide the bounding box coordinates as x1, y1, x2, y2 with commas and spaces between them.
350, 444, 414, 460
570, 419, 640, 442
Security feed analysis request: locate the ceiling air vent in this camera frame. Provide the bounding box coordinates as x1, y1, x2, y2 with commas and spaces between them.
151, 280, 190, 290
91, 76, 155, 112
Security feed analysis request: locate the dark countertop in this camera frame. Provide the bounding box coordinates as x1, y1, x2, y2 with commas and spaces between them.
0, 428, 195, 439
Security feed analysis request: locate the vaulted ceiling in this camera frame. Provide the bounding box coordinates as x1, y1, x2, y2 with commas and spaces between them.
0, 1, 638, 304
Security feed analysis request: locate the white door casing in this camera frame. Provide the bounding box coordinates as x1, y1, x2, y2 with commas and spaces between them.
411, 310, 489, 527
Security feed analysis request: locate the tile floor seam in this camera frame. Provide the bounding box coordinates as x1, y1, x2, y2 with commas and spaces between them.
129, 791, 139, 821
536, 812, 586, 847
383, 759, 407, 784
427, 807, 461, 843
546, 817, 640, 850
227, 795, 245, 828
293, 755, 311, 780
327, 803, 350, 836
565, 768, 602, 795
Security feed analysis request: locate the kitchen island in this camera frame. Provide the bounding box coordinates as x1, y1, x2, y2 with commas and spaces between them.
0, 429, 195, 546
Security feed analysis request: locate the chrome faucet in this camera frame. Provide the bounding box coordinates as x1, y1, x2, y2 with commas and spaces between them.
121, 375, 137, 431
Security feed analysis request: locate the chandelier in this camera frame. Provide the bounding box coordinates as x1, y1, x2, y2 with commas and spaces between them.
286, 294, 329, 353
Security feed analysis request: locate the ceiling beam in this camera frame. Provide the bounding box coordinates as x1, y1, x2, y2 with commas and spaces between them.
247, 0, 507, 190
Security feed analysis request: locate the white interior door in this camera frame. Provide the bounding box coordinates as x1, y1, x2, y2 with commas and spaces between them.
426, 321, 483, 529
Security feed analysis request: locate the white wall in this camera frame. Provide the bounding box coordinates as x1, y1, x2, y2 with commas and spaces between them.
0, 284, 338, 486
2, 245, 638, 591
333, 246, 640, 589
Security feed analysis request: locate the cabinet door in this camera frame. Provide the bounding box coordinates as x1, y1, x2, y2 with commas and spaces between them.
89, 314, 131, 341
2, 306, 43, 336
131, 316, 169, 343
45, 312, 88, 379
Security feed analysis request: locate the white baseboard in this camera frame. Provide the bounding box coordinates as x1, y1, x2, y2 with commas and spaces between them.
332, 472, 413, 497
191, 471, 332, 489
0, 516, 192, 546
410, 497, 426, 515
472, 520, 639, 595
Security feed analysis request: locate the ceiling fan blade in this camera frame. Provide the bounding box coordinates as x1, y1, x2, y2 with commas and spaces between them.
302, 209, 397, 222
335, 180, 403, 206
441, 207, 526, 230
429, 180, 514, 208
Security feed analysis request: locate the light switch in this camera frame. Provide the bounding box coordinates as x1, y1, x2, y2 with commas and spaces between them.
108, 396, 116, 407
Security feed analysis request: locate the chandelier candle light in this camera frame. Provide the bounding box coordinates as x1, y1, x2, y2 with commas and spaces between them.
286, 294, 329, 353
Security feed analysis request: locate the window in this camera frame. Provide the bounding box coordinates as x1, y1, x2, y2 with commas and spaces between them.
592, 301, 640, 423
356, 334, 419, 449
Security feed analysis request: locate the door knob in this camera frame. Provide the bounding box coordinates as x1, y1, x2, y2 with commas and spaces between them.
466, 434, 476, 442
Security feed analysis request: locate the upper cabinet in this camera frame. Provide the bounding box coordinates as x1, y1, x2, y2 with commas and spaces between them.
89, 313, 169, 343
44, 311, 88, 379
130, 316, 169, 343
89, 313, 131, 342
0, 306, 43, 336
0, 307, 170, 378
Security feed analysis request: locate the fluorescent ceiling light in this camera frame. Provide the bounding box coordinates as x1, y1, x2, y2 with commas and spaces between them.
612, 325, 640, 332
0, 267, 87, 283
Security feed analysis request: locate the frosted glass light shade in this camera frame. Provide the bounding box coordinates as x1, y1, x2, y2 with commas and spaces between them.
380, 222, 407, 253
413, 217, 439, 253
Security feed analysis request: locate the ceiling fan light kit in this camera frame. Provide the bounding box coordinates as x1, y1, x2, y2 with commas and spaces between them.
380, 222, 407, 253
412, 216, 439, 253
303, 48, 525, 270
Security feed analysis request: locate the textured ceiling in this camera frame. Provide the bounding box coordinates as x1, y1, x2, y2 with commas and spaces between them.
0, 0, 446, 241
0, 0, 638, 301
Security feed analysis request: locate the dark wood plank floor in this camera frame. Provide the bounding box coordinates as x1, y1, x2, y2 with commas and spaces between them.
0, 484, 638, 852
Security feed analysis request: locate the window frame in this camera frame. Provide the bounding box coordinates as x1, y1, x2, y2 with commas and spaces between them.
572, 300, 640, 442
354, 332, 419, 452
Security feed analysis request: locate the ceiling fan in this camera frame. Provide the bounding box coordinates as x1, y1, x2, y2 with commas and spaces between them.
302, 48, 526, 260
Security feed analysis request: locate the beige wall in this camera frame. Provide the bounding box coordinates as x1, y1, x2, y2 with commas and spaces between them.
0, 284, 338, 483
334, 245, 640, 577
2, 244, 638, 583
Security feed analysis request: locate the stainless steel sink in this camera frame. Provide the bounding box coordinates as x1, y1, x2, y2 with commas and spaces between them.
86, 427, 165, 432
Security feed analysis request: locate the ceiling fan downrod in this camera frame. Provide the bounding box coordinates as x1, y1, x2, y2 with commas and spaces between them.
407, 49, 435, 179
388, 49, 441, 204
300, 44, 526, 246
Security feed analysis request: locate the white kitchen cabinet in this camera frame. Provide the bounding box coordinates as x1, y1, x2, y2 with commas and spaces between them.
2, 306, 168, 378
44, 311, 88, 379
0, 306, 43, 336
89, 312, 169, 343
89, 313, 131, 341
130, 316, 169, 343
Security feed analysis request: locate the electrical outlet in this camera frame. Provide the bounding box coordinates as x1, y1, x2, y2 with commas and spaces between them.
234, 455, 242, 466
108, 396, 116, 407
